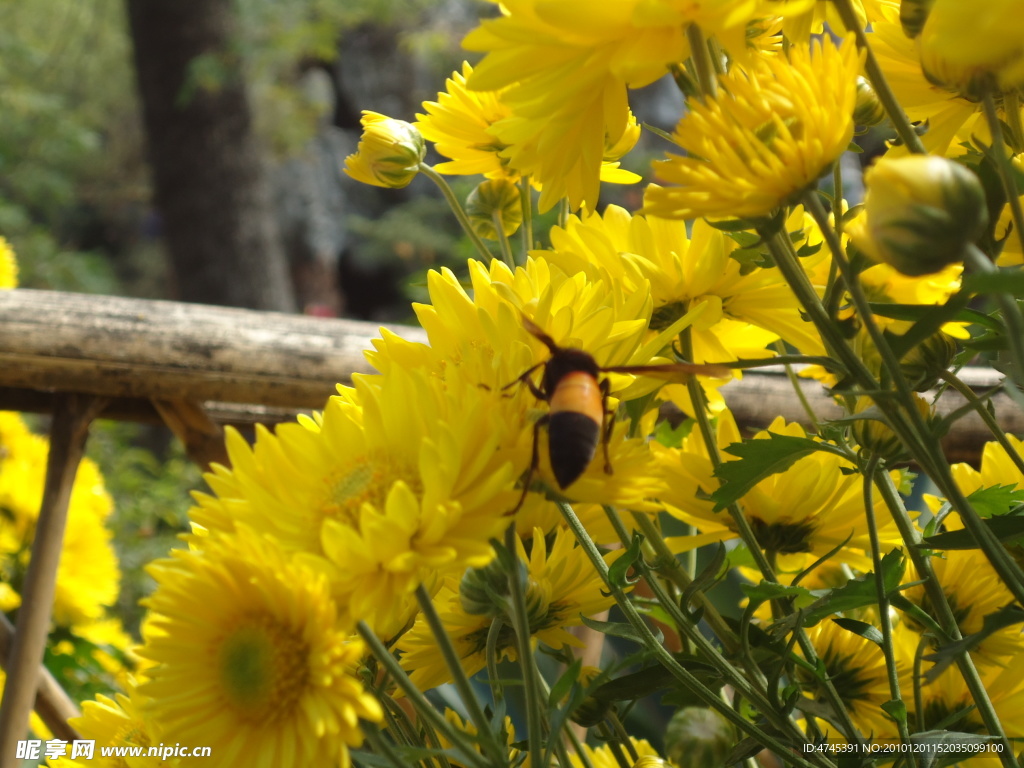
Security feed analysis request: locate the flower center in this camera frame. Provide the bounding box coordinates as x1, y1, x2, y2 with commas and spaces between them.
747, 517, 815, 554
320, 453, 421, 527
218, 613, 310, 726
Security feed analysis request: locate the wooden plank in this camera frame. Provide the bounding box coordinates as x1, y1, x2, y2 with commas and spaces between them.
0, 289, 426, 408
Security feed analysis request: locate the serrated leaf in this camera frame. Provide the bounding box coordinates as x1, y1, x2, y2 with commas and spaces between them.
832, 617, 884, 645
965, 484, 1024, 518
711, 433, 845, 509
769, 550, 906, 632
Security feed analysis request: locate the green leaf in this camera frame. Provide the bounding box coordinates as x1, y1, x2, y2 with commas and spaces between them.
909, 730, 1001, 768
832, 617, 884, 645
867, 301, 1001, 332
922, 516, 1024, 549
768, 550, 907, 633
882, 699, 908, 725
711, 433, 845, 510
741, 581, 817, 608
964, 484, 1024, 518
923, 605, 1024, 681
580, 616, 655, 645
962, 270, 1024, 297
548, 658, 582, 706
653, 418, 691, 448
725, 737, 765, 765
607, 533, 643, 588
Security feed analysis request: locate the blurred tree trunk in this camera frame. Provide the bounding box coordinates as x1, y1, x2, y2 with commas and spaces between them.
125, 0, 295, 311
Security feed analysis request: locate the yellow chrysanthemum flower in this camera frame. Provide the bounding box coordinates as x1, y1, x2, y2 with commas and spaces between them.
568, 737, 673, 768
902, 545, 1024, 666
544, 205, 825, 359
139, 531, 381, 768
645, 35, 862, 221
190, 366, 519, 638
918, 655, 1024, 740
0, 236, 17, 289
417, 61, 641, 193
463, 0, 760, 211
416, 61, 518, 180
918, 0, 1024, 93
399, 527, 618, 691
0, 412, 120, 627
655, 413, 904, 571
52, 685, 176, 768
369, 257, 677, 511
869, 1, 1024, 157
343, 110, 425, 189
800, 618, 914, 740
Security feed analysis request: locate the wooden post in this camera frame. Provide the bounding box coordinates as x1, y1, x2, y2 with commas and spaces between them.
0, 395, 105, 764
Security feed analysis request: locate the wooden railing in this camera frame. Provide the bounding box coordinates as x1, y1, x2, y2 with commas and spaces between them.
0, 288, 1019, 758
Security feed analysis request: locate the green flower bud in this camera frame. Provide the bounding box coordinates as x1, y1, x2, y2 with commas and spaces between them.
466, 178, 523, 240
846, 155, 988, 276
900, 0, 934, 38
900, 330, 958, 391
344, 110, 425, 189
665, 707, 737, 768
459, 558, 527, 618
853, 77, 886, 128
851, 394, 931, 463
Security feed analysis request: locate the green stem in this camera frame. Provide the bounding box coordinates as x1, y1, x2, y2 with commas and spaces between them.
1004, 91, 1024, 151
504, 523, 546, 768
520, 174, 534, 261
414, 585, 508, 766
629, 510, 741, 655
356, 621, 493, 768
363, 723, 412, 768
493, 212, 515, 269
802, 192, 1024, 606
557, 502, 835, 768
608, 711, 640, 762
832, 0, 926, 154
774, 339, 822, 432
862, 456, 915, 760
871, 473, 1020, 768
485, 616, 506, 702
964, 242, 1024, 411
938, 369, 1024, 475
419, 163, 493, 262
685, 23, 717, 100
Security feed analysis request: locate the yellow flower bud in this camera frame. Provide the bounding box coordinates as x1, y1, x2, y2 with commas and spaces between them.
466, 178, 523, 240
853, 77, 886, 128
633, 758, 668, 768
344, 110, 425, 189
664, 707, 737, 768
918, 0, 1024, 92
846, 155, 987, 276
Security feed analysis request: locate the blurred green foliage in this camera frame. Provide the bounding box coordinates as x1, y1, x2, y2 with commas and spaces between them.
84, 421, 202, 634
